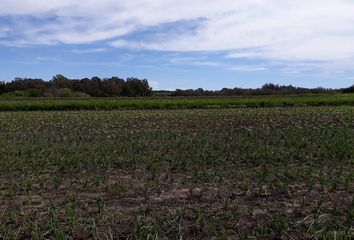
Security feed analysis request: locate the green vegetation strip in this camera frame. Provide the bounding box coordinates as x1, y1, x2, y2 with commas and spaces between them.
0, 94, 353, 111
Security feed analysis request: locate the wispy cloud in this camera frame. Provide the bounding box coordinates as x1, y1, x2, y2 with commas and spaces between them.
72, 48, 108, 54
1, 0, 354, 70
168, 57, 223, 67
166, 55, 269, 72
0, 27, 10, 37
227, 65, 267, 72
36, 56, 60, 62
226, 51, 264, 59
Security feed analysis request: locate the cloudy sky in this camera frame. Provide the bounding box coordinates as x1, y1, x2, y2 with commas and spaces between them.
1, 0, 354, 89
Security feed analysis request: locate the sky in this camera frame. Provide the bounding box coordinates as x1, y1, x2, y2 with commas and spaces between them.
1, 0, 354, 90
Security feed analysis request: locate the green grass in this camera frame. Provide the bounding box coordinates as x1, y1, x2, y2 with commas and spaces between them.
1, 107, 354, 239
0, 93, 353, 111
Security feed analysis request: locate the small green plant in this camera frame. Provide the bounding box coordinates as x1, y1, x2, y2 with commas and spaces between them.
0, 106, 353, 238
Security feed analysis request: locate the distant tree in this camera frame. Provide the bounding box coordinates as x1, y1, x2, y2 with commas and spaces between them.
71, 79, 85, 93
27, 88, 44, 97
1, 76, 342, 98
56, 88, 90, 98
90, 77, 104, 97
101, 77, 125, 96
220, 88, 235, 96
172, 89, 184, 96
262, 83, 281, 91
170, 83, 337, 97
0, 81, 5, 95
4, 78, 47, 94
343, 85, 354, 93
51, 74, 71, 89
124, 78, 152, 97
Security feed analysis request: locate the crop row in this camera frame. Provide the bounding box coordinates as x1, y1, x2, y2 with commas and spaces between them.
0, 107, 353, 239
0, 94, 353, 111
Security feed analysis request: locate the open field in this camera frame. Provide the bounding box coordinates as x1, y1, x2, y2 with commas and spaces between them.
0, 93, 354, 111
0, 106, 354, 239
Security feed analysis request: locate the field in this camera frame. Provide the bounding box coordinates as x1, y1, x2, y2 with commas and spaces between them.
0, 93, 354, 111
0, 104, 354, 238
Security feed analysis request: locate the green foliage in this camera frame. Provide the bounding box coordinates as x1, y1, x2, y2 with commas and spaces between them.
57, 88, 90, 98
0, 93, 353, 111
0, 89, 45, 98
27, 88, 44, 97
0, 82, 5, 95
343, 85, 354, 93
172, 83, 338, 96
0, 75, 153, 97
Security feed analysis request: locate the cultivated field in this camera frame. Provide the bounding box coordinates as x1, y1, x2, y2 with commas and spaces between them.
0, 105, 354, 238
0, 93, 354, 111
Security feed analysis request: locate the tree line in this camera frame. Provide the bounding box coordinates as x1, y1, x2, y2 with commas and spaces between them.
0, 76, 353, 97
171, 83, 354, 96
0, 75, 152, 97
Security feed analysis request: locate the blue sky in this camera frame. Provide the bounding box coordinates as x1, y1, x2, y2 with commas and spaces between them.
1, 0, 354, 90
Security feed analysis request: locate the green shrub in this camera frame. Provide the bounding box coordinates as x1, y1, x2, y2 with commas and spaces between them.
27, 88, 44, 97
57, 88, 90, 98
343, 85, 354, 93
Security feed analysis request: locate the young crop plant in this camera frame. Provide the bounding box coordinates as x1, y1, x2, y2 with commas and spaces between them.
0, 106, 353, 238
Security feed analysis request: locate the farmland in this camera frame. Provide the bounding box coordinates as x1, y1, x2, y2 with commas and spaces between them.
0, 93, 354, 111
0, 105, 354, 239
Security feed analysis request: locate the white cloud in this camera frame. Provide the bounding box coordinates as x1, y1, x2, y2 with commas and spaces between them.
227, 65, 267, 72
0, 27, 10, 37
168, 56, 223, 67
226, 51, 264, 59
1, 0, 354, 65
35, 56, 59, 62
72, 48, 108, 54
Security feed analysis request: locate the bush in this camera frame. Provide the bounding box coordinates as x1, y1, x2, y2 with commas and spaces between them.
0, 82, 5, 95
343, 85, 354, 93
27, 88, 44, 97
57, 88, 90, 98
